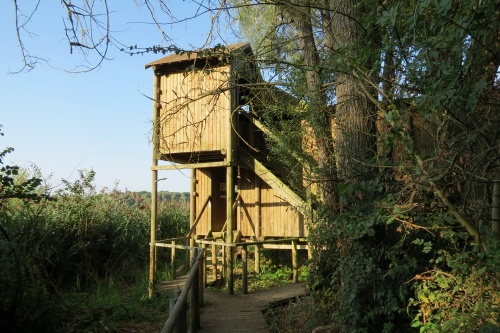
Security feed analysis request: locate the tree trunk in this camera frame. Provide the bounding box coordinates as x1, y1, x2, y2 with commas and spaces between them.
330, 0, 376, 182
285, 0, 339, 212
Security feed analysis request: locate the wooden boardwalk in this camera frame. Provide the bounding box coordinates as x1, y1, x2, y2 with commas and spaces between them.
199, 283, 307, 332
158, 280, 307, 332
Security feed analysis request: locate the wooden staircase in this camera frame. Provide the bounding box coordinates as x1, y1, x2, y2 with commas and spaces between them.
238, 148, 308, 215
237, 112, 309, 216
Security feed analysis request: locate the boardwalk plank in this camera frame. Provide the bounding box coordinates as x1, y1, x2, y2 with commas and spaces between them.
199, 283, 307, 332
158, 277, 307, 332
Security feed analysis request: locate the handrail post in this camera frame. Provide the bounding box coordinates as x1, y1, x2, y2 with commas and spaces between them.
186, 238, 190, 270
254, 179, 261, 274
190, 249, 201, 332
211, 243, 217, 281
222, 243, 226, 281
168, 295, 176, 332
189, 170, 197, 268
242, 244, 248, 294
171, 240, 177, 279
226, 164, 234, 295
292, 240, 298, 283
162, 248, 204, 333
169, 290, 186, 333
200, 244, 206, 305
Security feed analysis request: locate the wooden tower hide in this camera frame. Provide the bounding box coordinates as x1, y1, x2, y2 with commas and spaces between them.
146, 43, 309, 294
147, 43, 307, 238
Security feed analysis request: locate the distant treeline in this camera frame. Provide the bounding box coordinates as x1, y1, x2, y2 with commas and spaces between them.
119, 190, 190, 207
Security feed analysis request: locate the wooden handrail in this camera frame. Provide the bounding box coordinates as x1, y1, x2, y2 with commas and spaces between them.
195, 237, 305, 247
161, 247, 204, 333
156, 236, 190, 243
194, 237, 307, 294
154, 242, 197, 250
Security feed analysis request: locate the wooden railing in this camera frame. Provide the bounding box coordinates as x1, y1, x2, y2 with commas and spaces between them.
160, 247, 204, 333
196, 237, 307, 294
155, 237, 307, 331
155, 236, 191, 279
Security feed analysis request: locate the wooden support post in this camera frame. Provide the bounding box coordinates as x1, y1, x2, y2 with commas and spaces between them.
242, 245, 248, 294
180, 292, 187, 333
292, 240, 298, 283
190, 249, 200, 332
227, 70, 236, 295
169, 290, 186, 333
201, 244, 207, 286
168, 298, 179, 333
185, 238, 190, 273
171, 240, 176, 279
211, 243, 217, 281
237, 187, 241, 232
226, 165, 234, 295
222, 244, 226, 281
149, 162, 158, 298
154, 245, 158, 282
208, 196, 212, 235
200, 244, 206, 305
149, 72, 161, 299
189, 170, 197, 267
254, 179, 261, 274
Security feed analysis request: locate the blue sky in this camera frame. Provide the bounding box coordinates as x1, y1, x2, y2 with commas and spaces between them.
1, 1, 237, 193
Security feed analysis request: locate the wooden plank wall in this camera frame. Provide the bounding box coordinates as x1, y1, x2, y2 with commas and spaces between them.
260, 182, 306, 237
158, 66, 232, 156
238, 168, 259, 238
194, 168, 228, 236
238, 168, 306, 238
194, 168, 212, 236
194, 166, 306, 238
210, 168, 228, 233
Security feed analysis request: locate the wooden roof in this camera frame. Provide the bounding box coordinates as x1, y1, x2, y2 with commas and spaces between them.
145, 43, 253, 69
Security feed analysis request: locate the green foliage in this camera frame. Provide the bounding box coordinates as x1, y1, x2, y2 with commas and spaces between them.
309, 194, 416, 332
408, 243, 500, 332
0, 137, 190, 332
233, 0, 500, 331
0, 127, 46, 204
60, 273, 168, 333
308, 179, 500, 332
251, 260, 293, 290
157, 200, 190, 239
0, 129, 55, 332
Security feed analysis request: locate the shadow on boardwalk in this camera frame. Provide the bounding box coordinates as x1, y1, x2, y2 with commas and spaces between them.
199, 283, 307, 333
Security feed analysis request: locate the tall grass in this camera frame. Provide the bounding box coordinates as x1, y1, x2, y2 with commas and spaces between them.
0, 170, 189, 332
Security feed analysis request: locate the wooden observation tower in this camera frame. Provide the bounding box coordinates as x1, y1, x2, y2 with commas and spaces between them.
146, 43, 310, 294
